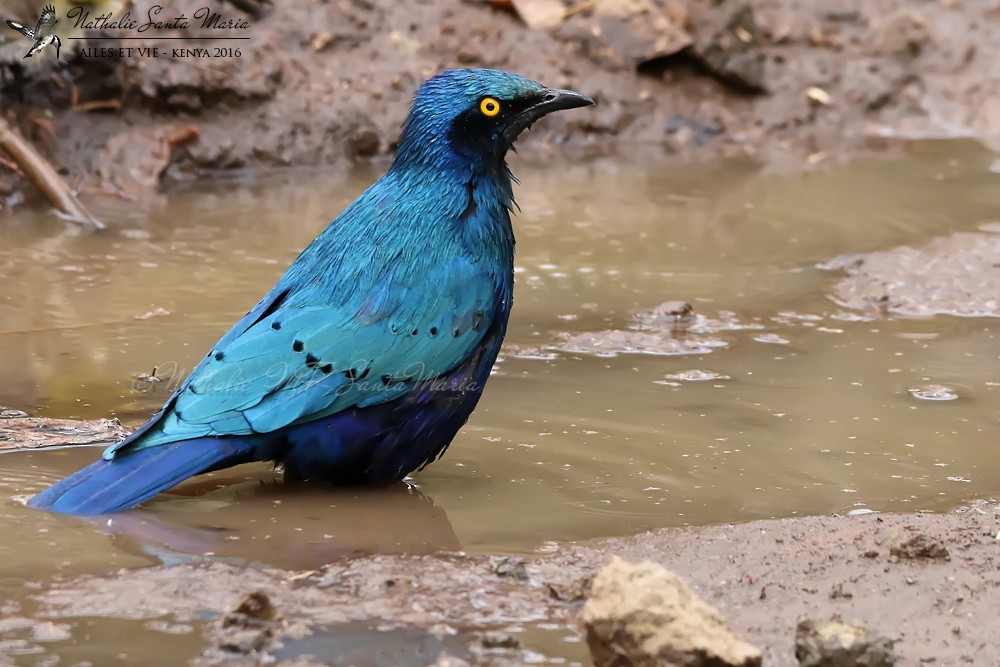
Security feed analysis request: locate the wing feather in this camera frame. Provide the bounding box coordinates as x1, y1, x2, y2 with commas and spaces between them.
110, 256, 497, 455
35, 5, 56, 35
4, 20, 33, 38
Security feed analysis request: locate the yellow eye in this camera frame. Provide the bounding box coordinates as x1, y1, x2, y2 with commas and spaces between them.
480, 97, 501, 117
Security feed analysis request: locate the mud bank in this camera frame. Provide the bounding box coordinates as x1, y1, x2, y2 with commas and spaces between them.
825, 228, 1000, 318
3, 0, 1000, 209
12, 503, 995, 665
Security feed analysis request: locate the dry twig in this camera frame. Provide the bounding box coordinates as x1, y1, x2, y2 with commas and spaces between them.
0, 116, 105, 230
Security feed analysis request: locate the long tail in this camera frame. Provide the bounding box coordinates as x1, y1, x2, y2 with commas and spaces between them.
28, 439, 259, 515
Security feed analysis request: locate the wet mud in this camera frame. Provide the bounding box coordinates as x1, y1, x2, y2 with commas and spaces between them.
0, 407, 127, 450
14, 502, 997, 666
3, 0, 1000, 208
825, 229, 1000, 318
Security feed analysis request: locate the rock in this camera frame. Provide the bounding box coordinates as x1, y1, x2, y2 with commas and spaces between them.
644, 300, 694, 321
873, 11, 931, 58
795, 615, 896, 667
478, 630, 520, 649
229, 591, 280, 622
890, 534, 951, 561
215, 591, 283, 655
547, 575, 593, 602
558, 0, 692, 70
583, 556, 762, 667
690, 0, 767, 92
492, 557, 529, 581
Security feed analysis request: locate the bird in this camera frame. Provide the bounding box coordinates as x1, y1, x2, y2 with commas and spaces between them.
28, 68, 594, 515
4, 4, 61, 59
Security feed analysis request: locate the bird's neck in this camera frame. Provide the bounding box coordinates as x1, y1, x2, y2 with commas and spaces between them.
387, 158, 516, 294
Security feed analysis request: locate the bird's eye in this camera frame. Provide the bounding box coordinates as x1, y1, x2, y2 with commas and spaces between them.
479, 97, 501, 117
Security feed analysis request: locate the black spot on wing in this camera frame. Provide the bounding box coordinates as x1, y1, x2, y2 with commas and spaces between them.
344, 364, 371, 381
305, 353, 320, 368
214, 351, 225, 361
293, 340, 304, 352
452, 311, 474, 338
244, 288, 290, 334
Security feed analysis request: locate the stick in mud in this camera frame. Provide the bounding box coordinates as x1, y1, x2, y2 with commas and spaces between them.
0, 116, 105, 230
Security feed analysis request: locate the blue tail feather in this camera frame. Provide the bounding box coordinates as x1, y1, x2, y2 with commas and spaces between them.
27, 439, 259, 515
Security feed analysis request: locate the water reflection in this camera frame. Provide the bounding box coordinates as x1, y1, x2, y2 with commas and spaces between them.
86, 480, 461, 569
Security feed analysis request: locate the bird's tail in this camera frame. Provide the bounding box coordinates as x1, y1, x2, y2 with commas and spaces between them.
27, 439, 259, 515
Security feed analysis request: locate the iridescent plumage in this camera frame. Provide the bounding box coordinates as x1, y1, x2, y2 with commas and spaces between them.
28, 68, 593, 514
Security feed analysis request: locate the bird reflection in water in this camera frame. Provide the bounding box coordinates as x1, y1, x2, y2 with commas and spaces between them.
84, 478, 461, 570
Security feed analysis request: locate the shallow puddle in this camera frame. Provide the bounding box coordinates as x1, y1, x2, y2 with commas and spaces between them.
2, 141, 1000, 661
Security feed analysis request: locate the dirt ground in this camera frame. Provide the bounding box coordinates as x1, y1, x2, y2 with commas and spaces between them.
2, 0, 1000, 209
14, 501, 995, 666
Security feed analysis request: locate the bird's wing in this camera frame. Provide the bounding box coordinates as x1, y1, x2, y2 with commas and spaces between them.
4, 20, 34, 39
34, 5, 56, 35
107, 257, 498, 457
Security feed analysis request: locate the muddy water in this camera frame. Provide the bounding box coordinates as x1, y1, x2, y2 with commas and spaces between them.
1, 141, 1000, 660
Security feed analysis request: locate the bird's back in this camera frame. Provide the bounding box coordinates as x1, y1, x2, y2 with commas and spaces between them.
128, 164, 513, 448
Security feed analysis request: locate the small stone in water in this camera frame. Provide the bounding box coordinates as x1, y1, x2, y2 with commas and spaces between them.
908, 384, 959, 401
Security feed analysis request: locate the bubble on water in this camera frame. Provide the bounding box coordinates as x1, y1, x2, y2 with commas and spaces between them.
661, 370, 731, 382
908, 384, 960, 401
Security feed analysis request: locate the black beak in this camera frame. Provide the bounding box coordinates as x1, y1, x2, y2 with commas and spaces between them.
529, 88, 595, 116
502, 87, 594, 146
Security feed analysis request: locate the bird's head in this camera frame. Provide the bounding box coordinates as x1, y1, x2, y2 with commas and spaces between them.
393, 68, 594, 173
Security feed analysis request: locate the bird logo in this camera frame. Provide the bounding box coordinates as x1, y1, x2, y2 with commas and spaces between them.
4, 4, 62, 60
